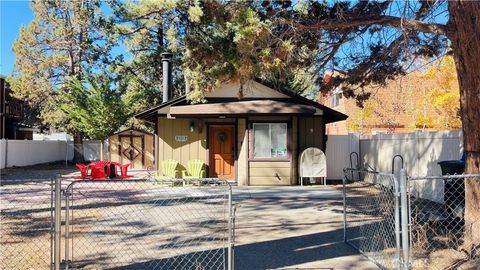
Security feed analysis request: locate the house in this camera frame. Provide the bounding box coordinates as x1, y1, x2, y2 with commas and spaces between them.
136, 53, 347, 186
0, 77, 35, 140
319, 71, 454, 135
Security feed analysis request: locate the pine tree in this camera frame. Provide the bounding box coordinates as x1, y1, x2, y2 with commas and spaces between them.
8, 0, 113, 162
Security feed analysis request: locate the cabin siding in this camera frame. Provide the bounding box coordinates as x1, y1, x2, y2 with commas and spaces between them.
248, 161, 291, 185
291, 116, 298, 184
156, 115, 325, 185
298, 117, 324, 152
157, 117, 235, 174
237, 118, 247, 185
109, 130, 154, 169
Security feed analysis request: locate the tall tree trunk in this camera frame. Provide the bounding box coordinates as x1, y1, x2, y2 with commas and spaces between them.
448, 1, 480, 249
72, 132, 84, 164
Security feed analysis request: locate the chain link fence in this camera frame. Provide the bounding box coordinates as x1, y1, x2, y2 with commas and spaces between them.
61, 178, 233, 270
343, 168, 401, 269
408, 174, 480, 270
344, 168, 480, 270
0, 179, 53, 269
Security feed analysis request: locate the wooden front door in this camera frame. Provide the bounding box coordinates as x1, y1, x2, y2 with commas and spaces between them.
209, 126, 235, 180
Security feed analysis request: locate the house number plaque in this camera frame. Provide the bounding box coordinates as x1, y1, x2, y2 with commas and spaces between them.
175, 135, 188, 142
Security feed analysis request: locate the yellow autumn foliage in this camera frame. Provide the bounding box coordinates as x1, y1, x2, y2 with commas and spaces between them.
346, 56, 461, 134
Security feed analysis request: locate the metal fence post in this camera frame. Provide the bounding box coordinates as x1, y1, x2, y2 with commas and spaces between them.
342, 175, 347, 243
228, 186, 234, 270
400, 169, 410, 269
64, 187, 71, 270
54, 175, 61, 270
50, 177, 55, 270
393, 175, 401, 270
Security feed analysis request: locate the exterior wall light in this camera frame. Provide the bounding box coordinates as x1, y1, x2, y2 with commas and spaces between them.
189, 121, 195, 133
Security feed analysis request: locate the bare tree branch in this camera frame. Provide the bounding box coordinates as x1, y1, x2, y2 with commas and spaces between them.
289, 15, 448, 36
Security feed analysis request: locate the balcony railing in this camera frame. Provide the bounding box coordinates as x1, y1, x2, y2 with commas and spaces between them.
4, 100, 24, 118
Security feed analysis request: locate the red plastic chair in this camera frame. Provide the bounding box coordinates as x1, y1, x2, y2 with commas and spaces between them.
90, 163, 109, 180
90, 160, 110, 168
121, 163, 131, 178
76, 164, 90, 179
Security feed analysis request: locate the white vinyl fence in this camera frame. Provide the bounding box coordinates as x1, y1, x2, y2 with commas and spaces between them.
325, 133, 359, 180
326, 130, 463, 202
0, 139, 106, 169
326, 130, 463, 180
360, 130, 463, 203
359, 130, 463, 177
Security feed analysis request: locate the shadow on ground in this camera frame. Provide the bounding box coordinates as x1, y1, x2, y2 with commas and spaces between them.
108, 226, 371, 270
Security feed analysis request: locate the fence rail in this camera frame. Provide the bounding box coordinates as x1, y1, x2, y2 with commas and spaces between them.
344, 168, 480, 269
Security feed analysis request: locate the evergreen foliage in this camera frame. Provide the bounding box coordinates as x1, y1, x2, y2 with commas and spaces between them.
61, 74, 127, 141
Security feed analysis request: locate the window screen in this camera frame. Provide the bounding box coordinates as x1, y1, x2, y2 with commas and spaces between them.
253, 123, 288, 159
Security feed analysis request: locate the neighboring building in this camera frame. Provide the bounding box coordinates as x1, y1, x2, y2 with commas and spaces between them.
319, 71, 350, 135
0, 78, 35, 139
136, 54, 347, 186
33, 132, 72, 141
319, 71, 442, 135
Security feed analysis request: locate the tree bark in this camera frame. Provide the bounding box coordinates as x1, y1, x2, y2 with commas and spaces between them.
72, 132, 84, 164
448, 1, 480, 248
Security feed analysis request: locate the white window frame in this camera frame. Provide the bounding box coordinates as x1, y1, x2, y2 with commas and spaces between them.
252, 123, 288, 160
330, 87, 343, 108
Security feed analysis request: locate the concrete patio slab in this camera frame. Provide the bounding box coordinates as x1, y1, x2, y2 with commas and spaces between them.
232, 186, 378, 270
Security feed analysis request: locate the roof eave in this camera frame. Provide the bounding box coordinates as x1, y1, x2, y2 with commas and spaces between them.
135, 95, 187, 122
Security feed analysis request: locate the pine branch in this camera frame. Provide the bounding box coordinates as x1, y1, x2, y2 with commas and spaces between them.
289, 15, 448, 36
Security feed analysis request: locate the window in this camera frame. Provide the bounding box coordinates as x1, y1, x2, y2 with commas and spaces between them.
253, 123, 288, 159
330, 88, 343, 107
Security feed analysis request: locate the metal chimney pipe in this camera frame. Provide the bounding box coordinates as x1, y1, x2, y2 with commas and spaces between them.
161, 52, 173, 103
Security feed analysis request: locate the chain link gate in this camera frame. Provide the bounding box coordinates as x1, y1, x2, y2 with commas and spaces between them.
343, 168, 402, 269
53, 177, 234, 270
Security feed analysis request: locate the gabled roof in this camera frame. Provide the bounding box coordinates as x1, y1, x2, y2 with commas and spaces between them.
169, 100, 318, 116
111, 128, 154, 136
135, 79, 348, 124
134, 95, 186, 122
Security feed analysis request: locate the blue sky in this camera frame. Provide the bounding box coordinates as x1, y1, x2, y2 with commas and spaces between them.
1, 0, 33, 76
0, 1, 449, 77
